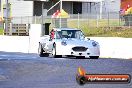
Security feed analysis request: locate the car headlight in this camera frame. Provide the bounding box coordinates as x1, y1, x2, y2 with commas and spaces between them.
92, 42, 97, 47
61, 41, 67, 46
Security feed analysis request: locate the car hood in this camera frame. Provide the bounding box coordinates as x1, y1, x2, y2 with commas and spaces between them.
61, 38, 92, 47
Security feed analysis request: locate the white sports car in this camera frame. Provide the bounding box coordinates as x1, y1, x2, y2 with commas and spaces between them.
38, 28, 100, 59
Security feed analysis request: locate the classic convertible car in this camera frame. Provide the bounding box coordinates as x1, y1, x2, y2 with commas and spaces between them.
38, 28, 100, 59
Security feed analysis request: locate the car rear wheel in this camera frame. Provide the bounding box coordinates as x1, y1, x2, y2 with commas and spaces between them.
38, 43, 49, 57
38, 43, 44, 57
89, 56, 99, 59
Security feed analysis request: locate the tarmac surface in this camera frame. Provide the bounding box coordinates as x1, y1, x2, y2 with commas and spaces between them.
0, 51, 132, 88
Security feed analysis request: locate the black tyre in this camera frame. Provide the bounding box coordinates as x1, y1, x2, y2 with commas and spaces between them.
76, 56, 85, 59
52, 44, 62, 58
38, 43, 49, 57
89, 56, 99, 59
66, 55, 74, 58
38, 43, 44, 57
43, 53, 49, 57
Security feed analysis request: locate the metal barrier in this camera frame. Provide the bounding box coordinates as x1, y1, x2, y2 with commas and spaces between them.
9, 12, 131, 28
1, 12, 132, 36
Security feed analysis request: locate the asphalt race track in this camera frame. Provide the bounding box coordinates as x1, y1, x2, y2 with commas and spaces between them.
0, 51, 132, 88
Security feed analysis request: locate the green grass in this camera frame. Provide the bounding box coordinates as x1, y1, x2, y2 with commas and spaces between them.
67, 19, 122, 28
66, 19, 132, 38
95, 28, 132, 38
0, 28, 4, 35
81, 27, 132, 38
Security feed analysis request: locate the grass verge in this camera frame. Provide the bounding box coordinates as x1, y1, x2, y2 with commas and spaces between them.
67, 19, 132, 38
82, 27, 132, 38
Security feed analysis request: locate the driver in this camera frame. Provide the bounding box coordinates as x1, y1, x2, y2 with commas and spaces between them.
68, 31, 73, 38
50, 29, 55, 39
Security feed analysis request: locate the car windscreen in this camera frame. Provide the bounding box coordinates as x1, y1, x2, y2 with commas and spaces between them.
56, 30, 85, 39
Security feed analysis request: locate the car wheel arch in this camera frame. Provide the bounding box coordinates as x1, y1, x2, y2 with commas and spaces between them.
53, 42, 56, 48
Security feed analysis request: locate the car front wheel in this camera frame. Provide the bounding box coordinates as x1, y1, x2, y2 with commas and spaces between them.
52, 44, 62, 58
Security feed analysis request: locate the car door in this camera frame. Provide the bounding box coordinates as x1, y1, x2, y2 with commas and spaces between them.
47, 29, 55, 52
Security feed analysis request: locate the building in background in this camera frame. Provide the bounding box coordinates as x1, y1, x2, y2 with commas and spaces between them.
0, 0, 3, 25
0, 0, 1, 13
0, 0, 122, 25
33, 0, 120, 16
0, 0, 1, 11
0, 0, 121, 17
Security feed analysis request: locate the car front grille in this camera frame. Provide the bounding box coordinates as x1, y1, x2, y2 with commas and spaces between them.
72, 46, 88, 52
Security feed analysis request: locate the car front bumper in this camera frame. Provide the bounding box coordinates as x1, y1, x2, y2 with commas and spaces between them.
56, 45, 100, 57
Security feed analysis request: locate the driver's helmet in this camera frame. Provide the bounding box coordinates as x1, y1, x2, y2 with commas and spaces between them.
67, 31, 73, 38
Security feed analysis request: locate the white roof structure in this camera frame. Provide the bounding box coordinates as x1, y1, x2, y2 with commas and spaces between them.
24, 0, 104, 19
62, 0, 104, 2
24, 0, 104, 2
